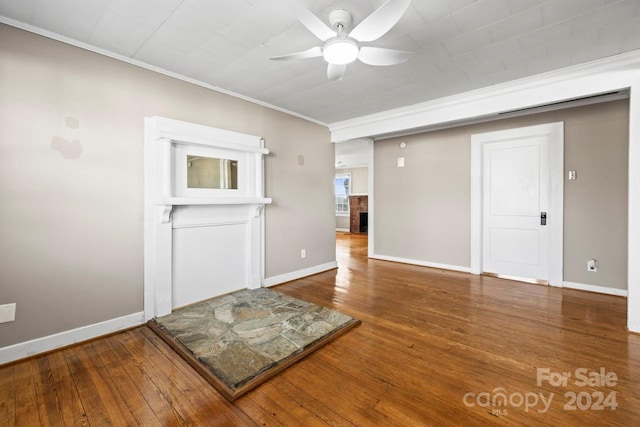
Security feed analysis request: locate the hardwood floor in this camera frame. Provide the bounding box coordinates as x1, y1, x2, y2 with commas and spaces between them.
2, 232, 639, 426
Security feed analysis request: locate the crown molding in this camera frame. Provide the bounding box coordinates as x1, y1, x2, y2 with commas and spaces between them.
329, 49, 640, 141
0, 18, 327, 128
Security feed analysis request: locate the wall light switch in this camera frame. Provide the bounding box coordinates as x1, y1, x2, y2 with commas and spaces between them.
0, 303, 16, 323
397, 157, 405, 168
569, 170, 577, 180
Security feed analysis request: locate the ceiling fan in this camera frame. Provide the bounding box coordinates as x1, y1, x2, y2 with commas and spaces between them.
270, 0, 412, 81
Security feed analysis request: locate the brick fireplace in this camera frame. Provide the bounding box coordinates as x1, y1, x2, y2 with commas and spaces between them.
349, 195, 368, 234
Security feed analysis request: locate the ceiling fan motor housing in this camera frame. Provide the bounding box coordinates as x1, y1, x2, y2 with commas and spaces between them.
329, 9, 353, 31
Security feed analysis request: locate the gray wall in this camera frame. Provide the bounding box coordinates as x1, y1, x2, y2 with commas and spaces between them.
345, 167, 369, 194
375, 100, 629, 290
263, 108, 335, 276
336, 215, 351, 231
335, 167, 368, 230
0, 24, 334, 348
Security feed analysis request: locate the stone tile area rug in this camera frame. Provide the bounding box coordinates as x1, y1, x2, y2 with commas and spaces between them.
147, 288, 360, 401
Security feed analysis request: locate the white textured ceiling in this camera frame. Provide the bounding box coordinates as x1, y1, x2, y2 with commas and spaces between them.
1, 0, 640, 124
335, 138, 371, 168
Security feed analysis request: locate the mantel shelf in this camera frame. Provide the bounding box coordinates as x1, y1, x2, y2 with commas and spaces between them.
157, 197, 272, 206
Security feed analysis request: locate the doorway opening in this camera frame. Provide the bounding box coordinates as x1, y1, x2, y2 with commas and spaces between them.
334, 138, 374, 255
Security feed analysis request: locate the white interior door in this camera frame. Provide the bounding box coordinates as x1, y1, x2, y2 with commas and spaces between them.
482, 137, 549, 281
471, 122, 563, 286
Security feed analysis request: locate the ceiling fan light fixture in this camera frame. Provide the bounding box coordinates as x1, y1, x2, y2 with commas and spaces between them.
272, 1, 412, 80
323, 38, 359, 65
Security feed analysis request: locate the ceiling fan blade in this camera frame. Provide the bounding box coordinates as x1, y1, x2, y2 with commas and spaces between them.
327, 63, 347, 81
288, 2, 336, 41
348, 0, 411, 42
270, 46, 323, 61
358, 47, 411, 66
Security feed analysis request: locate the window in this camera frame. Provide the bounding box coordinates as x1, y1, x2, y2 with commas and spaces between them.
335, 173, 351, 215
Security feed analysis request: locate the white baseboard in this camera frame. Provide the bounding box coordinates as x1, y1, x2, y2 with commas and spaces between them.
370, 254, 471, 273
0, 311, 145, 366
628, 322, 640, 334
263, 261, 338, 287
336, 228, 350, 232
562, 281, 628, 297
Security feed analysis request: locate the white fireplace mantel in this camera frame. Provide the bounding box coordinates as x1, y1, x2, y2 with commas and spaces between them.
156, 198, 272, 223
144, 117, 271, 321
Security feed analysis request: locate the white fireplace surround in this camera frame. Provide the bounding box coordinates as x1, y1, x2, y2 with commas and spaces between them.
144, 117, 272, 321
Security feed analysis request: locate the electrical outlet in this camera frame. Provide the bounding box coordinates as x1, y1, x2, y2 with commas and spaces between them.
301, 249, 306, 259
0, 303, 16, 323
587, 259, 597, 272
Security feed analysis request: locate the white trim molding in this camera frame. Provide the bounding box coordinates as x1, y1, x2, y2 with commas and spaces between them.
263, 262, 338, 287
366, 139, 375, 258
563, 281, 628, 297
0, 312, 144, 366
336, 228, 350, 232
628, 79, 640, 333
329, 50, 640, 142
370, 254, 471, 274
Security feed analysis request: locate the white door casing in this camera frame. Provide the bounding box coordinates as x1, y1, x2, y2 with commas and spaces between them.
471, 122, 564, 286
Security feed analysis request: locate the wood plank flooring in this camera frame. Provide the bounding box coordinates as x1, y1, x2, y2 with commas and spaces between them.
1, 232, 639, 426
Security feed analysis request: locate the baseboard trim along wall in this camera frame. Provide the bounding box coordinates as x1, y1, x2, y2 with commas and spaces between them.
0, 311, 145, 366
336, 228, 350, 232
628, 321, 640, 332
370, 254, 471, 274
263, 261, 338, 287
371, 255, 628, 297
563, 281, 628, 297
